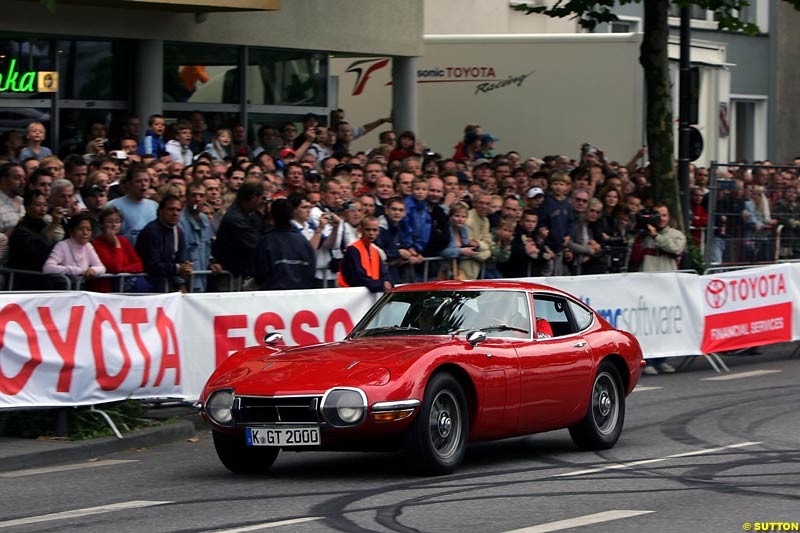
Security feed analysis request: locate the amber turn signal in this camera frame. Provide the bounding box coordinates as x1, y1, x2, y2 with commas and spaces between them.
371, 409, 415, 423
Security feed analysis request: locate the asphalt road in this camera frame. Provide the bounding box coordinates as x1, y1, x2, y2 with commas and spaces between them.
2, 349, 799, 533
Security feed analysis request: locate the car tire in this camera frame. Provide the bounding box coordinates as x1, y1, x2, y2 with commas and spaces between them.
405, 372, 469, 475
569, 361, 625, 451
212, 430, 279, 474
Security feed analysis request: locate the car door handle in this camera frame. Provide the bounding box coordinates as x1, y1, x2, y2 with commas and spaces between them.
573, 341, 587, 348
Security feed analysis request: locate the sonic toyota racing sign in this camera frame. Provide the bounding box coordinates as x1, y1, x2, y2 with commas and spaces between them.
701, 265, 794, 353
343, 57, 534, 97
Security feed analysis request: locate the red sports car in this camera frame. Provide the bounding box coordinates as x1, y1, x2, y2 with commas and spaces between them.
199, 280, 645, 475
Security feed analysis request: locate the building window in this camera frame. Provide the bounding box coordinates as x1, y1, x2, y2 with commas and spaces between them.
248, 48, 327, 106
0, 39, 53, 100
57, 40, 131, 101
608, 17, 640, 33
668, 5, 711, 20
164, 43, 240, 104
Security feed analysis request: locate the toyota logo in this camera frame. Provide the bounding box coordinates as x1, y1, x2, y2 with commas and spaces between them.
705, 279, 728, 309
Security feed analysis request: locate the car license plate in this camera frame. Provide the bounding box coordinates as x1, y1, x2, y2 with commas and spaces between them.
246, 426, 321, 447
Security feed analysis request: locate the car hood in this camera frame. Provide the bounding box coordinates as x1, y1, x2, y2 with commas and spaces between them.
209, 336, 453, 395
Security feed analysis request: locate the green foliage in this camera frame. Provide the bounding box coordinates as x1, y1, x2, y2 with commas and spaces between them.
513, 0, 799, 35
685, 239, 706, 273
0, 401, 156, 440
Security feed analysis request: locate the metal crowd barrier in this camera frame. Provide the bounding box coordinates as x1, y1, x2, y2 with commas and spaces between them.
704, 161, 799, 266
0, 267, 72, 291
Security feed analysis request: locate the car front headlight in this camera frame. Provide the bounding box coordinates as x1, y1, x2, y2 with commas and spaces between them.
205, 389, 235, 426
321, 387, 367, 427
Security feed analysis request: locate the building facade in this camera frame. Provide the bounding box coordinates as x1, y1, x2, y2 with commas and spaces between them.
0, 0, 423, 152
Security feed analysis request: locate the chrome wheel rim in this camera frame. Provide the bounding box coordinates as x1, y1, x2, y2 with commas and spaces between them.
428, 389, 462, 459
592, 371, 619, 436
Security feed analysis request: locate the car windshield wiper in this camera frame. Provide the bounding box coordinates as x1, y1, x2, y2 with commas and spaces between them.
358, 326, 421, 337
479, 324, 529, 334
451, 324, 530, 336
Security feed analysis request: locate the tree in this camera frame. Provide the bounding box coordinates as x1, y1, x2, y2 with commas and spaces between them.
514, 0, 800, 226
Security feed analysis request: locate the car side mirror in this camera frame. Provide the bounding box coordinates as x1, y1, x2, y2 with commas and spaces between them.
263, 332, 283, 346
465, 330, 487, 346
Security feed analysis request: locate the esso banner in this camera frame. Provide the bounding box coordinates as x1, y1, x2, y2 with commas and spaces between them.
181, 288, 379, 399
701, 264, 795, 353
0, 292, 182, 408
521, 272, 704, 359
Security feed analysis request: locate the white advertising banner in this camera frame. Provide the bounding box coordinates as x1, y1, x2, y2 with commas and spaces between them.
181, 288, 379, 400
520, 272, 705, 359
701, 264, 796, 353
5, 266, 799, 409
0, 292, 183, 409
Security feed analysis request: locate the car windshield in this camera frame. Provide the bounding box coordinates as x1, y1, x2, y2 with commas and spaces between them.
350, 290, 531, 339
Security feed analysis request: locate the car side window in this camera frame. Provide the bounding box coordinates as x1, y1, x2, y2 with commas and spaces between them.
533, 295, 578, 338
568, 300, 594, 332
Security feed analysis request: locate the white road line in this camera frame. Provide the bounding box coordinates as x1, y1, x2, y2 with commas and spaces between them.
209, 517, 322, 532
0, 500, 173, 529
0, 459, 138, 478
556, 441, 761, 478
702, 369, 782, 381
633, 386, 663, 392
502, 510, 654, 533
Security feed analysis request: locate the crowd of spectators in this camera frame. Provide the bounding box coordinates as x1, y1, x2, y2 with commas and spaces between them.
0, 111, 798, 294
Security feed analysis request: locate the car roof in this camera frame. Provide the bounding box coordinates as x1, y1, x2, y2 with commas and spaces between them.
391, 279, 566, 295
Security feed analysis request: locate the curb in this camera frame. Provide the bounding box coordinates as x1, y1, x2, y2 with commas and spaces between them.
0, 419, 196, 473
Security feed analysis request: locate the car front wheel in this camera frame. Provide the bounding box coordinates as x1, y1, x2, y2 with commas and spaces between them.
405, 372, 469, 475
569, 361, 625, 450
212, 430, 279, 474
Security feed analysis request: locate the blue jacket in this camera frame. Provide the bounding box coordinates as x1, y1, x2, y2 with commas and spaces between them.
138, 129, 167, 158
538, 194, 574, 251
179, 209, 213, 292
376, 220, 414, 284
440, 225, 471, 258
404, 196, 432, 253
135, 219, 188, 291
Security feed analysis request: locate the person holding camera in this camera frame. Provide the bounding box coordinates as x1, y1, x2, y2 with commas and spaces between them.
309, 177, 345, 287
629, 203, 687, 375
629, 203, 686, 273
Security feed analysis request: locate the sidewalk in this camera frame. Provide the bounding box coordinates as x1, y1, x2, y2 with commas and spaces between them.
0, 406, 202, 473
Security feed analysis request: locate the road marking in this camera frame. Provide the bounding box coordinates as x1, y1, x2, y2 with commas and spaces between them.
702, 369, 781, 381
0, 500, 172, 529
633, 386, 663, 392
502, 510, 653, 532
556, 441, 761, 477
0, 459, 138, 478
209, 517, 322, 532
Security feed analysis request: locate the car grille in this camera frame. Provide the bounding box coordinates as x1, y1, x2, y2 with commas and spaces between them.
234, 395, 321, 425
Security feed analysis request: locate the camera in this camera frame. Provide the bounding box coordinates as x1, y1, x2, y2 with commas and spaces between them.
110, 150, 127, 160
636, 209, 661, 234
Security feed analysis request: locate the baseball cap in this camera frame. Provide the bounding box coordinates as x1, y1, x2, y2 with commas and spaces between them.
473, 158, 491, 168
279, 148, 296, 159
526, 187, 545, 199
480, 133, 499, 144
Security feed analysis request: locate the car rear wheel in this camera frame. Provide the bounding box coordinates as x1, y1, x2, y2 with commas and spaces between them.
405, 372, 469, 475
212, 430, 279, 474
569, 361, 625, 450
